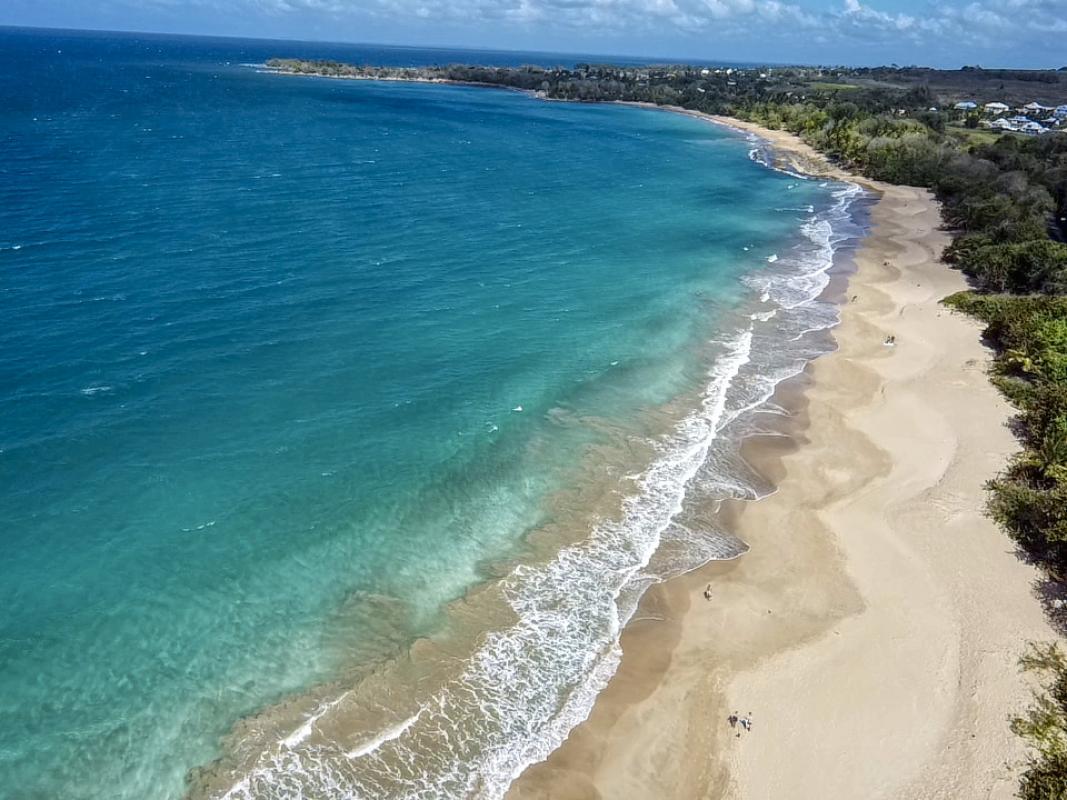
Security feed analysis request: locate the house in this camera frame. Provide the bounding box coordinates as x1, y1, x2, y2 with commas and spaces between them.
1022, 121, 1047, 135
954, 100, 977, 110
990, 118, 1014, 130
1055, 105, 1067, 119
1023, 102, 1053, 113
1008, 115, 1032, 123
984, 101, 1010, 114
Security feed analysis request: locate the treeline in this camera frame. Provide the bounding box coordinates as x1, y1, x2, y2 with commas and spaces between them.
264, 59, 566, 90
959, 66, 1064, 83
266, 58, 905, 114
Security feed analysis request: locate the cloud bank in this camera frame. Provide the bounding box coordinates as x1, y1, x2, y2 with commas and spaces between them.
6, 0, 1066, 66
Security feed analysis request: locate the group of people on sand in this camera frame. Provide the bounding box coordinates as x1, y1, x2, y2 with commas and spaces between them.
728, 712, 754, 737
702, 589, 756, 739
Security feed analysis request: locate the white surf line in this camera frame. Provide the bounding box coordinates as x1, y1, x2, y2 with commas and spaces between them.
345, 709, 424, 759
281, 691, 351, 749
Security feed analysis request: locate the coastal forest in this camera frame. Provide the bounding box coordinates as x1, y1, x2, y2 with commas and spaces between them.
271, 57, 1067, 797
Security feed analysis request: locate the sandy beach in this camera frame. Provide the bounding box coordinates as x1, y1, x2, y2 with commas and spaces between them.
507, 119, 1054, 800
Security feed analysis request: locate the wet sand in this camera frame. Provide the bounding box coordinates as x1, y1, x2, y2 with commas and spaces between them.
507, 121, 1054, 800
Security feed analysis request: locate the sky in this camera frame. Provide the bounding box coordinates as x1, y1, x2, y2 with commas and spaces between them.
4, 0, 1066, 68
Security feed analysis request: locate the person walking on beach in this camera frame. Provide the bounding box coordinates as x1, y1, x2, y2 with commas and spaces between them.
703, 584, 713, 601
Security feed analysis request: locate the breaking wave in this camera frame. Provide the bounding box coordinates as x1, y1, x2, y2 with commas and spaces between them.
201, 176, 868, 800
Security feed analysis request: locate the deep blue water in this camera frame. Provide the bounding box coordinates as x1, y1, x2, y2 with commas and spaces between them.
0, 28, 856, 800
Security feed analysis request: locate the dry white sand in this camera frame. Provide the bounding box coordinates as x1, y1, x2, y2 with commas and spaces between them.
719, 179, 1054, 800
507, 120, 1055, 800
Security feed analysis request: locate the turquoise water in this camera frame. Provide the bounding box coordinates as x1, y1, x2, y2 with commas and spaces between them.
0, 29, 861, 800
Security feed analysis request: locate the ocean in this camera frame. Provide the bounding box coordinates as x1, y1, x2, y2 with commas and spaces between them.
0, 27, 867, 800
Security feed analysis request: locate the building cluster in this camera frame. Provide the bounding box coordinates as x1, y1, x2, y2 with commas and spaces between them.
953, 99, 1067, 134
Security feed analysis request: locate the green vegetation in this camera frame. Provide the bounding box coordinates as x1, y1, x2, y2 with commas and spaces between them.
1012, 643, 1067, 800
268, 54, 1067, 793
807, 81, 861, 92
943, 293, 1067, 568
947, 124, 1004, 147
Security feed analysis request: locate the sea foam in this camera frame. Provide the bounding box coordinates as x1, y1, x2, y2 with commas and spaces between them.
210, 180, 867, 800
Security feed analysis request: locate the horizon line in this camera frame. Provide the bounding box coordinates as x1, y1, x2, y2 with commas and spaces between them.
4, 22, 1047, 72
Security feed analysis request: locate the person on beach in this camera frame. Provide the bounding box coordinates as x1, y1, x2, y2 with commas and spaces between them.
703, 584, 713, 601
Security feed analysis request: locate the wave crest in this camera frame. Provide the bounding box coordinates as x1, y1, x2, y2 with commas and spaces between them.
204, 180, 868, 800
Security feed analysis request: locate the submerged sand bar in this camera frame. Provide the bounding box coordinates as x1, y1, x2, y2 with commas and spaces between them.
508, 120, 1055, 800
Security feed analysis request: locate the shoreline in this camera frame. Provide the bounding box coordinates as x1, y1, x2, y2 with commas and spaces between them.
184, 89, 861, 800
208, 73, 1050, 797
507, 123, 1054, 799
259, 66, 875, 189
613, 102, 867, 186
261, 65, 862, 183
259, 66, 539, 95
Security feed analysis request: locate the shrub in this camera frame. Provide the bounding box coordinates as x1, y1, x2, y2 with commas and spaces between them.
1013, 644, 1067, 800
956, 240, 1067, 294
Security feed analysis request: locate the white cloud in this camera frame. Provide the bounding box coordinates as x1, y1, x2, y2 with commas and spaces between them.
127, 0, 1067, 64
195, 0, 818, 32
